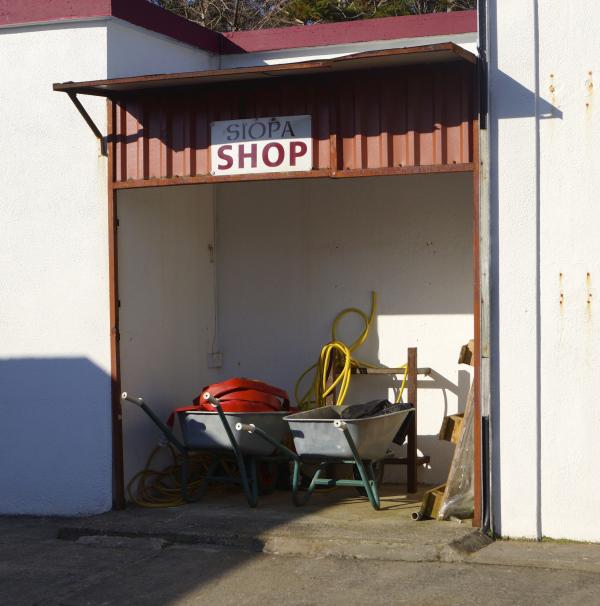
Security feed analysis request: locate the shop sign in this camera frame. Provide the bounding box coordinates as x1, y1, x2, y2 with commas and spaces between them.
210, 115, 312, 176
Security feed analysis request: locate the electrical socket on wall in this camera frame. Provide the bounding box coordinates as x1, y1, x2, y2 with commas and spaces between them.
207, 352, 223, 368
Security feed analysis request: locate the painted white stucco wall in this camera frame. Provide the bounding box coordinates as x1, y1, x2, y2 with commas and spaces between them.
117, 186, 220, 484
489, 0, 600, 541
106, 19, 217, 78
0, 22, 112, 516
0, 18, 214, 515
117, 174, 473, 488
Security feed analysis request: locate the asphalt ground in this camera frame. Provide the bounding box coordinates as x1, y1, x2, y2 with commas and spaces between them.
2, 515, 600, 606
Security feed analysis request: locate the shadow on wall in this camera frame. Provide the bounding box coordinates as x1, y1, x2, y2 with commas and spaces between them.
0, 357, 112, 516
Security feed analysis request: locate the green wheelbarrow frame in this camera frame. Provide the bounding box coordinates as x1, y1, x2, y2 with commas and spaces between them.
121, 392, 290, 508
238, 420, 382, 510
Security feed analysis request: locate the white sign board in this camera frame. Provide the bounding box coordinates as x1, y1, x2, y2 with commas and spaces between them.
210, 115, 312, 176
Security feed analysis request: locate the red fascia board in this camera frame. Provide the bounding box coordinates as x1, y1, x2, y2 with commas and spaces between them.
0, 0, 112, 25
221, 10, 477, 54
0, 0, 221, 53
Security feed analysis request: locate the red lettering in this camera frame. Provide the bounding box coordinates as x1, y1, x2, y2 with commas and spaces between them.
262, 142, 285, 168
290, 141, 308, 166
239, 143, 257, 169
217, 145, 234, 170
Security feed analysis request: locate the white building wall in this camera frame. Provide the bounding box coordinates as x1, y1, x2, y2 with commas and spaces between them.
490, 0, 600, 540
0, 19, 214, 515
107, 20, 217, 78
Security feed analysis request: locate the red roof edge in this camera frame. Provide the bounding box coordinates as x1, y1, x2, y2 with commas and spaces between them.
0, 0, 112, 26
221, 10, 477, 54
0, 0, 222, 53
1, 2, 476, 57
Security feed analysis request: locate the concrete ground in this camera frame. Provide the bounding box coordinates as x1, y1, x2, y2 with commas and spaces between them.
2, 487, 600, 605
56, 486, 488, 562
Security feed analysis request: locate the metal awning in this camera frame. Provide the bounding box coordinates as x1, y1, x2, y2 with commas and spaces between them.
53, 42, 475, 98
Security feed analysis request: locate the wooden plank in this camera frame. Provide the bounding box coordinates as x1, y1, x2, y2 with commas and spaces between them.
412, 484, 446, 520
351, 366, 431, 376
458, 339, 475, 366
111, 164, 474, 190
107, 99, 125, 510
406, 347, 418, 493
472, 98, 482, 527
439, 414, 464, 444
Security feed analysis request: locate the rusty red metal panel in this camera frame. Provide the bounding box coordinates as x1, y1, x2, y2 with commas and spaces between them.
112, 63, 474, 183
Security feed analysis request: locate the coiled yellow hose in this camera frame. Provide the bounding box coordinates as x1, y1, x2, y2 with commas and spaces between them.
127, 446, 233, 508
295, 292, 408, 408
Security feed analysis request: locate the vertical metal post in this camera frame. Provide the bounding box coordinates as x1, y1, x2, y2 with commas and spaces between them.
407, 347, 418, 493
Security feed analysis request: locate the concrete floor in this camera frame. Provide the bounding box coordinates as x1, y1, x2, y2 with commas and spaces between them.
57, 485, 485, 561
3, 486, 600, 605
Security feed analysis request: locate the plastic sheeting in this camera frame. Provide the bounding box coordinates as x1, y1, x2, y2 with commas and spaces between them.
438, 382, 474, 520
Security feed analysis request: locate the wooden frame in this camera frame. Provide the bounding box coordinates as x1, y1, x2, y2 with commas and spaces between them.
108, 100, 125, 509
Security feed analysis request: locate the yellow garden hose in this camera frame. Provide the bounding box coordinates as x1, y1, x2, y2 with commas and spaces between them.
127, 445, 234, 508
295, 292, 408, 408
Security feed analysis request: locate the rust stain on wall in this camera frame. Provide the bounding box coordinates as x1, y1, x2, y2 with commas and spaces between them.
585, 70, 593, 110
586, 272, 592, 319
559, 271, 564, 310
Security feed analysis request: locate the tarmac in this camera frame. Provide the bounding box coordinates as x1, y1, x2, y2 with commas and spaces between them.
2, 486, 600, 605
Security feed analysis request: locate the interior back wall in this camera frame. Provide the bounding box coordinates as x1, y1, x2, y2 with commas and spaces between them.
217, 173, 473, 484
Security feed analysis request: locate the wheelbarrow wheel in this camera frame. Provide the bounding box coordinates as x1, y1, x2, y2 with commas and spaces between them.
353, 461, 383, 497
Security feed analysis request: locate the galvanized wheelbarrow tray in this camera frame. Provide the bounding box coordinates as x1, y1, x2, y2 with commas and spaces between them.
237, 404, 414, 510
121, 392, 291, 507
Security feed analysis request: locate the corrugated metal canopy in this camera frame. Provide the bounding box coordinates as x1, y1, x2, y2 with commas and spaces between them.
53, 42, 475, 97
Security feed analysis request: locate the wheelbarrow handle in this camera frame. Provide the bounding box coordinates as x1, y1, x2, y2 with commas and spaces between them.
122, 391, 144, 407
203, 393, 221, 408
121, 391, 187, 454
235, 422, 256, 433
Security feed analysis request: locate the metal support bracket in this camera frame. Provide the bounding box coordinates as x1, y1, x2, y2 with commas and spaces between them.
67, 92, 107, 156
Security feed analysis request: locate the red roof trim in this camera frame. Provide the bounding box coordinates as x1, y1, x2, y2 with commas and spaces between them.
0, 0, 111, 25
1, 2, 475, 56
221, 10, 477, 54
0, 0, 221, 53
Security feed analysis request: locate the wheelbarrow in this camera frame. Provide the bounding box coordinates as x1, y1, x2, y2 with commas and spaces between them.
236, 403, 414, 510
121, 392, 291, 507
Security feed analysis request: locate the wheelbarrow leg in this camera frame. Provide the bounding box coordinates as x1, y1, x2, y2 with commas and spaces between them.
335, 421, 380, 510
291, 461, 328, 507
